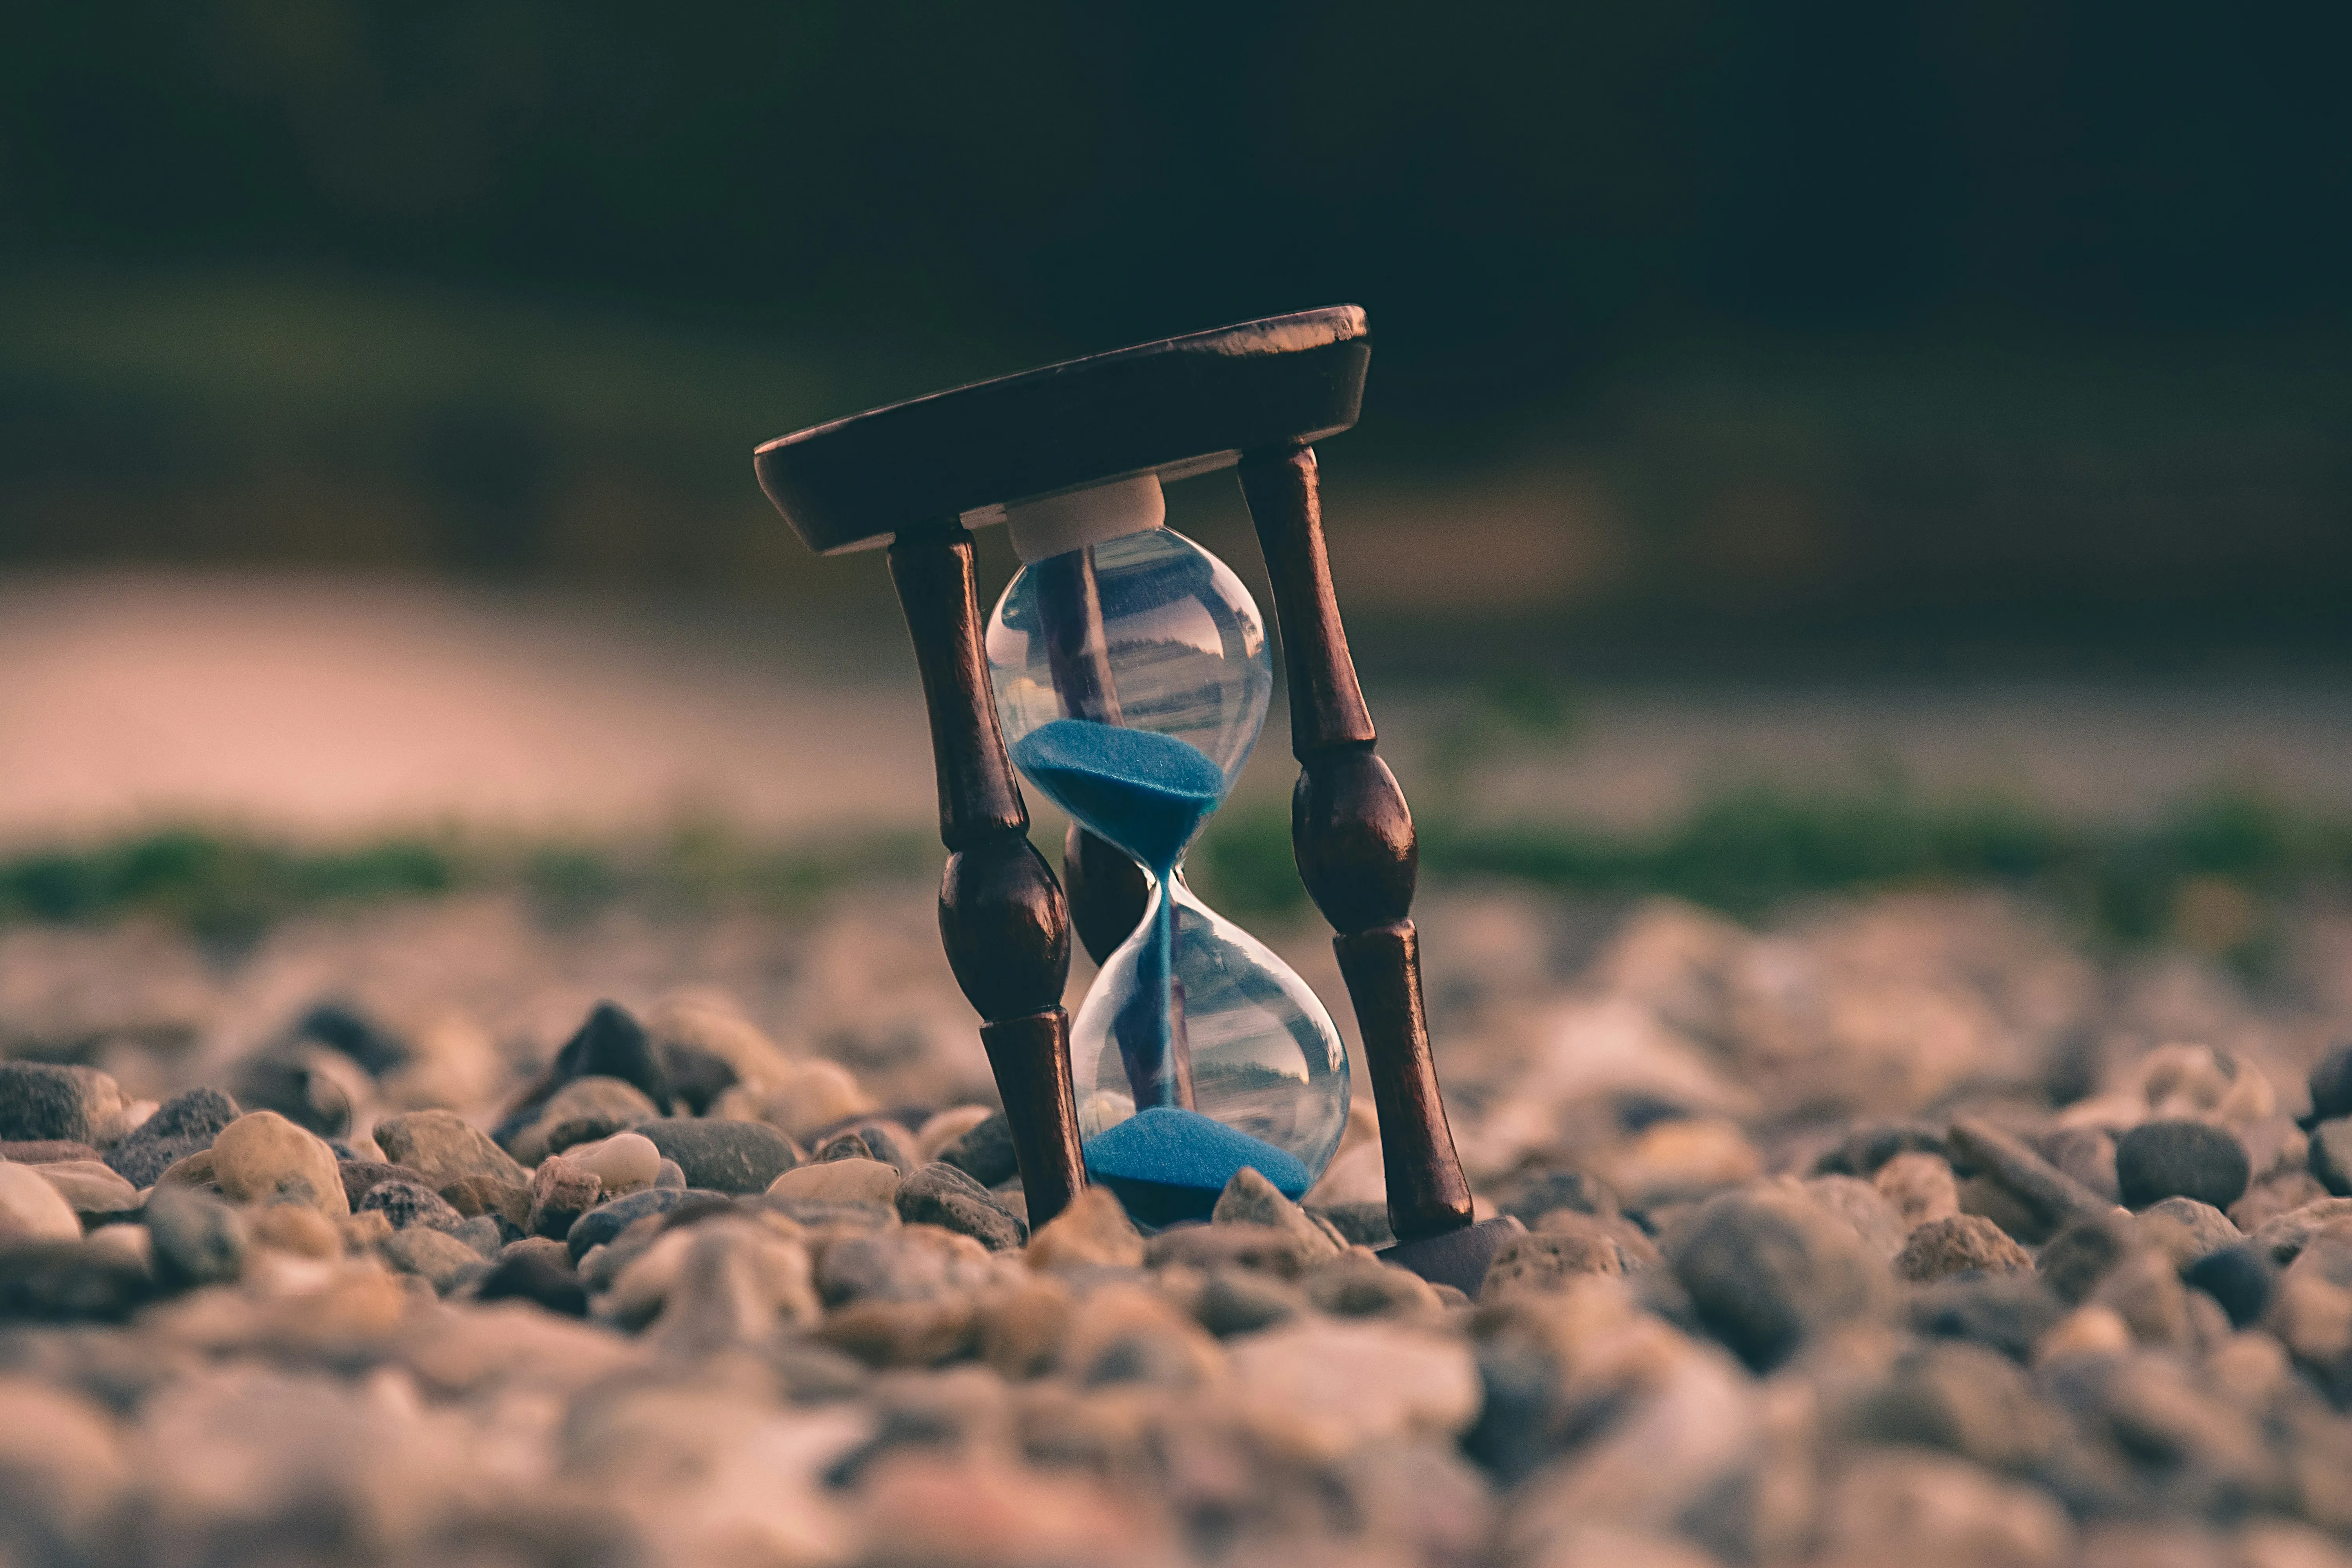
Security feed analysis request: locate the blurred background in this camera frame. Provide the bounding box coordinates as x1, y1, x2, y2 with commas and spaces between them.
4, 0, 2352, 953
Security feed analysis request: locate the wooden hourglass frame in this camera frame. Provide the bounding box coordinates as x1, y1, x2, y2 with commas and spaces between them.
753, 307, 1521, 1289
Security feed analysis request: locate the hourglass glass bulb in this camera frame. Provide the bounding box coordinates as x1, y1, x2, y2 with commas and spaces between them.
986, 476, 1349, 1225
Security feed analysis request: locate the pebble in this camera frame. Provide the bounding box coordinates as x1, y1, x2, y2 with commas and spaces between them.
249, 1201, 341, 1258
504, 1074, 661, 1164
143, 1183, 246, 1287
1874, 1150, 1961, 1229
566, 1185, 716, 1261
370, 1108, 530, 1191
1481, 1221, 1626, 1302
2185, 1244, 2276, 1328
0, 1158, 85, 1242
225, 1040, 363, 1138
0, 1138, 103, 1163
1820, 1120, 1949, 1176
32, 1159, 140, 1214
1820, 1447, 2073, 1568
1210, 1165, 1344, 1261
513, 1000, 675, 1126
2310, 1044, 2352, 1124
2136, 1195, 2241, 1267
2310, 1117, 2352, 1196
475, 1238, 588, 1315
1895, 1213, 2033, 1282
711, 1057, 874, 1143
1188, 1266, 1307, 1337
209, 1111, 349, 1216
896, 1161, 1025, 1251
768, 1156, 901, 1207
1947, 1116, 2115, 1238
1672, 1186, 1889, 1370
354, 1177, 465, 1232
813, 1120, 916, 1174
2037, 1214, 2137, 1304
1602, 1117, 1760, 1209
0, 1063, 125, 1147
0, 1241, 152, 1322
561, 1131, 662, 1194
528, 1154, 601, 1239
1027, 1188, 1144, 1272
2115, 1118, 2252, 1210
2254, 1198, 2352, 1265
2034, 1125, 2123, 1203
380, 1225, 485, 1293
102, 1085, 240, 1187
1495, 1165, 1621, 1225
438, 1172, 532, 1231
1300, 1251, 1442, 1318
635, 1116, 800, 1193
1226, 1318, 1481, 1462
1801, 1173, 1909, 1258
1145, 1221, 1311, 1278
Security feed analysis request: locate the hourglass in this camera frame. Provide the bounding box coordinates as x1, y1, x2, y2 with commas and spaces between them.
752, 308, 1521, 1288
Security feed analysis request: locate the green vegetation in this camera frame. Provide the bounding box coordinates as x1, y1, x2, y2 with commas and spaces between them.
7, 786, 2336, 966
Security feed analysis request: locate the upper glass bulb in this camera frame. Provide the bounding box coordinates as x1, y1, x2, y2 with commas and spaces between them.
984, 478, 1347, 1225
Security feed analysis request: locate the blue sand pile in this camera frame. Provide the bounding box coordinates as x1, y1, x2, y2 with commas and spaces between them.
1009, 719, 1224, 873
1084, 1105, 1312, 1228
1011, 718, 1228, 1110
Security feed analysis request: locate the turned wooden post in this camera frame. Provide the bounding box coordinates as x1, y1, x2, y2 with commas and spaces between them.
886, 523, 1085, 1227
1238, 444, 1476, 1243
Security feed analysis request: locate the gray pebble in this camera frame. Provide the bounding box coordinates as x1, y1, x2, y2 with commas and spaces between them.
936, 1111, 1017, 1188
0, 1063, 124, 1147
637, 1117, 800, 1193
104, 1087, 240, 1187
2116, 1119, 2250, 1210
355, 1178, 465, 1232
2308, 1117, 2352, 1196
144, 1184, 245, 1289
1672, 1187, 1889, 1370
895, 1161, 1025, 1250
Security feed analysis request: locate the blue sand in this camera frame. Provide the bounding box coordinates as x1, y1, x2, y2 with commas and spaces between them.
1011, 719, 1228, 1110
1009, 719, 1225, 872
1085, 1105, 1312, 1227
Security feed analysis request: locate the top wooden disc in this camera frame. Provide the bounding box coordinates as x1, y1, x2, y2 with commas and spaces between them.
753, 306, 1370, 554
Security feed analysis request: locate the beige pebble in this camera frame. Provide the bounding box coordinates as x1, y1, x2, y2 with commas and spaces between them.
250, 1202, 342, 1258
2036, 1304, 2135, 1367
1874, 1151, 1960, 1229
561, 1131, 662, 1194
211, 1111, 349, 1218
0, 1163, 83, 1241
915, 1105, 995, 1163
766, 1156, 900, 1206
1025, 1188, 1143, 1272
31, 1160, 139, 1214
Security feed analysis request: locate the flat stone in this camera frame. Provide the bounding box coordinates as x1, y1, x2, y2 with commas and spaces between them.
372, 1109, 530, 1191
0, 1161, 84, 1242
636, 1117, 800, 1194
1817, 1120, 1949, 1176
2115, 1119, 2250, 1210
209, 1110, 348, 1217
103, 1086, 240, 1188
0, 1140, 103, 1164
381, 1225, 486, 1293
1947, 1117, 2116, 1238
145, 1183, 246, 1288
355, 1178, 465, 1232
764, 1197, 900, 1231
1379, 1216, 1526, 1297
31, 1160, 139, 1214
895, 1161, 1025, 1250
2254, 1198, 2352, 1266
936, 1110, 1018, 1188
0, 1063, 125, 1147
768, 1156, 900, 1207
1895, 1214, 2033, 1283
0, 1241, 151, 1322
1673, 1186, 1890, 1370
